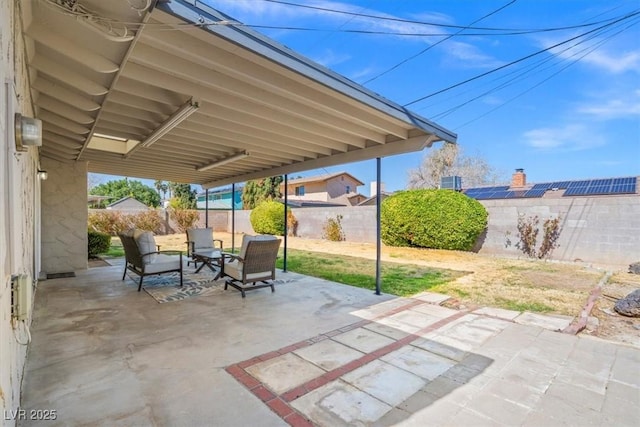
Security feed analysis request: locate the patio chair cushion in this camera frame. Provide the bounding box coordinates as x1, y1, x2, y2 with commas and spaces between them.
144, 254, 182, 274
189, 228, 214, 250
135, 231, 158, 264
224, 260, 273, 282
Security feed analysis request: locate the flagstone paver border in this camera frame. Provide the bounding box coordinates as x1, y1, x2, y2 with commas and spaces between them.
225, 299, 469, 426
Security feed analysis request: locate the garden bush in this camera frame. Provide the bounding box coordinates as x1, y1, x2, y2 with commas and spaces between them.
88, 211, 129, 235
381, 189, 488, 251
250, 200, 294, 236
169, 208, 200, 233
88, 230, 111, 258
129, 210, 163, 234
322, 215, 345, 241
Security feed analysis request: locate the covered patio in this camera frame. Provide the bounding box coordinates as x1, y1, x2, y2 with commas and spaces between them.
21, 262, 639, 426
6, 1, 639, 426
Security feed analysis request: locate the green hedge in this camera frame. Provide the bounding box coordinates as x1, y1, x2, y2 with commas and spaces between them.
381, 189, 488, 251
88, 230, 111, 258
250, 200, 292, 235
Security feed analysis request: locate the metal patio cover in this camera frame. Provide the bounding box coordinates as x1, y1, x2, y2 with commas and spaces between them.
24, 0, 456, 188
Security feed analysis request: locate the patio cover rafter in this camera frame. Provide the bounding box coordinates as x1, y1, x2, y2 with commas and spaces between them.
23, 0, 456, 185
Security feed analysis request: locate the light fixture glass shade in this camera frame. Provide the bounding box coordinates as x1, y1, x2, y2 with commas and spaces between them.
37, 170, 48, 180
196, 151, 249, 172
15, 113, 43, 152
140, 101, 199, 148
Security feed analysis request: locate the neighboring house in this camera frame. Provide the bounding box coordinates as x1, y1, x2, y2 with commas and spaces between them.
87, 195, 114, 209
281, 172, 366, 206
196, 185, 243, 210
358, 191, 393, 206
106, 196, 150, 211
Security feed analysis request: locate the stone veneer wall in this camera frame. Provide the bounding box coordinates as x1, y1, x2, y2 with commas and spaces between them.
41, 158, 89, 275
1, 1, 40, 423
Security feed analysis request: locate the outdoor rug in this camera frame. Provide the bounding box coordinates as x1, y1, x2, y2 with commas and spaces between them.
125, 270, 224, 303
125, 270, 299, 303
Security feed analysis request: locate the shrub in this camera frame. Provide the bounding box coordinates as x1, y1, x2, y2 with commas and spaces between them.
88, 230, 111, 258
381, 189, 488, 251
250, 200, 294, 236
88, 211, 129, 235
169, 208, 200, 233
516, 214, 562, 259
322, 215, 345, 241
129, 210, 163, 234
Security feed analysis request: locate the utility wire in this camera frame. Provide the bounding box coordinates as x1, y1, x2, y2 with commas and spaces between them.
261, 0, 634, 32
433, 17, 640, 127
364, 0, 518, 84
402, 10, 640, 107
454, 22, 639, 130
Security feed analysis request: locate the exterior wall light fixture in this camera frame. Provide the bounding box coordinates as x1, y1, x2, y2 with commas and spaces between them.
15, 113, 43, 152
37, 170, 48, 180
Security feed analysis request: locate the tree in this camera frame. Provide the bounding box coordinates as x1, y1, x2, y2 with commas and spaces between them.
242, 176, 283, 210
407, 143, 501, 189
154, 180, 169, 203
168, 182, 196, 209
91, 179, 161, 207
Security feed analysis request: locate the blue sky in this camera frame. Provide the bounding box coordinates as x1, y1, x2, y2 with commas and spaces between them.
93, 0, 640, 196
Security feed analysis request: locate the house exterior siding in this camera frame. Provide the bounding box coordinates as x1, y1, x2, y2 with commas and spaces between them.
1, 1, 41, 422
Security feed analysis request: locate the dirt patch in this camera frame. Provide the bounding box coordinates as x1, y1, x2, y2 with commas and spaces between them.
588, 272, 640, 347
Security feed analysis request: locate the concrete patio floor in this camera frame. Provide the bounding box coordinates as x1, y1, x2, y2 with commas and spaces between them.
19, 263, 640, 426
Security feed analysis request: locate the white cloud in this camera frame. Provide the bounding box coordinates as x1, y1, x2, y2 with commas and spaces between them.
523, 124, 606, 151
444, 41, 504, 68
577, 90, 640, 119
312, 49, 351, 67
206, 0, 501, 69
536, 34, 640, 74
581, 50, 640, 74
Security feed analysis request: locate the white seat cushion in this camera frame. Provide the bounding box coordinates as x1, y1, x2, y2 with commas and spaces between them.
135, 231, 158, 264
188, 228, 214, 250
145, 254, 181, 274
225, 260, 272, 282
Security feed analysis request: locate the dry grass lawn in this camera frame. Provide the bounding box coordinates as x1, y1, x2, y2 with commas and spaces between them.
150, 232, 608, 317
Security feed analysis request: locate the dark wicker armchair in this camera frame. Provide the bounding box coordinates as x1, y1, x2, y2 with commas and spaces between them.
222, 235, 281, 298
119, 231, 183, 292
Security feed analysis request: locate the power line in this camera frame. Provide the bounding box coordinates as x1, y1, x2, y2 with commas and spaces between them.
364, 0, 518, 85
402, 10, 640, 107
451, 19, 640, 130
261, 0, 635, 33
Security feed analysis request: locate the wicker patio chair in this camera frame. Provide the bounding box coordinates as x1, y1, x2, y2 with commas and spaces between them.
119, 230, 183, 292
222, 235, 281, 298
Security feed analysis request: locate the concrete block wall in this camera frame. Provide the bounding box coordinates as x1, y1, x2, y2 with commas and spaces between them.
226, 207, 378, 242
477, 196, 640, 266
218, 196, 638, 267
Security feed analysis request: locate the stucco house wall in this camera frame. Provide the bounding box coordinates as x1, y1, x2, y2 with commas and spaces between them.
1, 1, 41, 422
325, 175, 361, 199
41, 158, 88, 275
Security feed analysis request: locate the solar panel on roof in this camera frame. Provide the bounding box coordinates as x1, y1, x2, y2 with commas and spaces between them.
610, 177, 637, 194
549, 181, 571, 189
523, 188, 547, 198
531, 183, 551, 191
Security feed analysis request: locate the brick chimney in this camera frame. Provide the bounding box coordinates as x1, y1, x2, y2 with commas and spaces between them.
511, 168, 526, 188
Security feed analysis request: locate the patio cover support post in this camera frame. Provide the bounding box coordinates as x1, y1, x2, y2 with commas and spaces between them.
231, 183, 236, 252
375, 157, 381, 296
283, 174, 288, 272
205, 189, 209, 228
